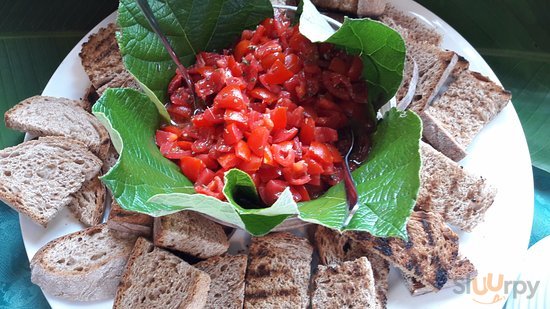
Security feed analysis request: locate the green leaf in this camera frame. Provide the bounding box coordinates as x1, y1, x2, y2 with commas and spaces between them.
93, 88, 299, 236
418, 0, 550, 172
299, 108, 422, 239
116, 0, 274, 121
299, 0, 406, 110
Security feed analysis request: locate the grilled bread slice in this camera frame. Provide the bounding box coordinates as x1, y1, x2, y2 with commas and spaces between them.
195, 254, 247, 309
245, 232, 313, 309
312, 257, 377, 309
418, 142, 497, 231
113, 237, 211, 309
153, 210, 229, 259
4, 95, 110, 159
79, 23, 139, 96
314, 226, 389, 309
107, 200, 153, 237
67, 176, 106, 226
0, 137, 102, 226
421, 70, 511, 161
30, 224, 137, 301
347, 211, 477, 291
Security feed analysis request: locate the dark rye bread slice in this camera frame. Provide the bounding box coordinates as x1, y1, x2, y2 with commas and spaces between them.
195, 254, 247, 309
418, 142, 497, 231
245, 232, 313, 309
68, 176, 106, 226
421, 70, 512, 161
30, 224, 137, 301
154, 210, 229, 259
380, 5, 442, 46
314, 226, 389, 309
4, 95, 110, 160
79, 23, 140, 96
108, 200, 153, 237
312, 257, 377, 309
347, 211, 477, 291
0, 137, 102, 226
113, 237, 211, 309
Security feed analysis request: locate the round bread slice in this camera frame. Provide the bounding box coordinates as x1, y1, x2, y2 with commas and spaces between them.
30, 224, 137, 301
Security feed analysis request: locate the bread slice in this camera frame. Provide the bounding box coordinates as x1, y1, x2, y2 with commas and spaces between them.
30, 224, 137, 301
102, 144, 119, 174
4, 95, 110, 159
422, 70, 511, 161
418, 142, 497, 231
0, 137, 102, 226
312, 257, 377, 309
107, 200, 153, 237
79, 23, 140, 96
314, 226, 389, 308
195, 255, 247, 309
67, 177, 106, 226
311, 0, 386, 17
153, 210, 229, 259
381, 5, 442, 46
113, 237, 211, 309
245, 232, 313, 309
347, 211, 477, 291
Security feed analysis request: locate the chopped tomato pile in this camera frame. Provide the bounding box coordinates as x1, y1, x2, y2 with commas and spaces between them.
156, 15, 374, 205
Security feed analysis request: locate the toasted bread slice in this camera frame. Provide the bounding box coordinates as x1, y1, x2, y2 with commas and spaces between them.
245, 232, 313, 309
314, 226, 389, 308
195, 255, 247, 309
0, 137, 102, 226
113, 237, 211, 309
347, 211, 477, 291
79, 23, 139, 96
4, 95, 110, 159
422, 70, 511, 161
30, 224, 137, 301
154, 210, 229, 259
381, 5, 442, 46
68, 176, 106, 226
107, 200, 153, 237
312, 257, 377, 308
418, 142, 497, 231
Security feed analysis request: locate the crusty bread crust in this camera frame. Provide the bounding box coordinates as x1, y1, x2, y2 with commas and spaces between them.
107, 200, 153, 237
30, 224, 137, 301
68, 176, 106, 226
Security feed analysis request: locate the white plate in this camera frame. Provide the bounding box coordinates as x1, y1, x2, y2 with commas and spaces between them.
20, 1, 534, 308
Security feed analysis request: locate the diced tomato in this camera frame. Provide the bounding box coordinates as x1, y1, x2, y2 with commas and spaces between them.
237, 155, 262, 173
196, 168, 215, 186
255, 40, 282, 59
192, 108, 224, 127
261, 179, 288, 205
155, 130, 178, 147
322, 71, 353, 101
328, 57, 348, 75
284, 54, 302, 74
262, 60, 294, 85
260, 52, 285, 71
214, 85, 247, 110
305, 157, 324, 174
282, 161, 310, 185
179, 156, 206, 182
167, 104, 193, 121
223, 123, 243, 145
195, 176, 225, 200
307, 141, 333, 165
196, 154, 219, 170
224, 110, 248, 127
270, 106, 287, 131
217, 153, 241, 170
247, 126, 270, 156
286, 106, 305, 128
326, 144, 343, 163
263, 146, 275, 165
299, 117, 315, 145
235, 140, 251, 161
234, 39, 252, 60
291, 185, 311, 201
271, 141, 295, 167
272, 127, 298, 143
250, 88, 278, 104
314, 127, 338, 143
194, 68, 226, 99
347, 56, 363, 81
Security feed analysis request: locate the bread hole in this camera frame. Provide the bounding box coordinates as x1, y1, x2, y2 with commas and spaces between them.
220, 264, 228, 272
77, 237, 82, 242
56, 258, 65, 264
66, 258, 75, 266
75, 159, 85, 165
214, 293, 221, 298
3, 170, 11, 177
74, 266, 84, 272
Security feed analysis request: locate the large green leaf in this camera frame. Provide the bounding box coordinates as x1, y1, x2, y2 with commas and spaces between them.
116, 0, 274, 120
419, 0, 550, 172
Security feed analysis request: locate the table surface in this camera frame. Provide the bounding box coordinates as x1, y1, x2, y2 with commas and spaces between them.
0, 1, 548, 308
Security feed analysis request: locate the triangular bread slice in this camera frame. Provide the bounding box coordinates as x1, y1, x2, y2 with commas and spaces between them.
314, 226, 390, 308
421, 70, 511, 161
30, 224, 137, 301
107, 200, 153, 237
311, 257, 377, 309
68, 177, 106, 226
79, 23, 140, 96
0, 137, 102, 226
113, 237, 211, 309
4, 95, 110, 159
153, 210, 229, 259
418, 142, 497, 231
195, 254, 247, 309
245, 232, 313, 309
347, 211, 477, 291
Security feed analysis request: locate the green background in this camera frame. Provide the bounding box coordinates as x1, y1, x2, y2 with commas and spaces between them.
0, 0, 548, 308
